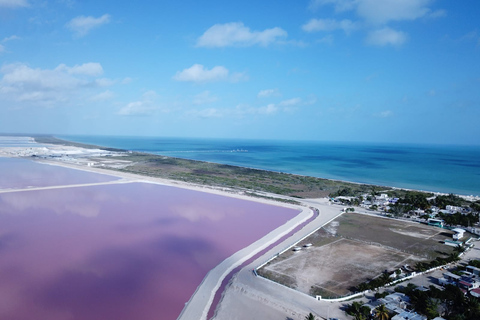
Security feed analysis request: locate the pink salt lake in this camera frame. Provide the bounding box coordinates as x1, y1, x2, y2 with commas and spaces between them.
0, 157, 119, 189
0, 159, 298, 320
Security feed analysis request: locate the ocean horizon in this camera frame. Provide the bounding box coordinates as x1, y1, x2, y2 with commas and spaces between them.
57, 135, 480, 197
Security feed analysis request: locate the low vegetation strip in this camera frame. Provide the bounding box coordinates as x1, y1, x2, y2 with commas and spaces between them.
34, 135, 388, 198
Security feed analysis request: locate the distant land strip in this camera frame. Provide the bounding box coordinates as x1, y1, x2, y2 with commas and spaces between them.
33, 135, 414, 199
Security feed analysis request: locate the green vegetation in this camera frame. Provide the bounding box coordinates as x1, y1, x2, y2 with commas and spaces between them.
35, 135, 387, 199
431, 193, 464, 209
345, 301, 371, 320
399, 191, 431, 210
468, 259, 480, 268
305, 312, 317, 320
374, 304, 390, 320
396, 284, 480, 320
355, 272, 392, 292
438, 211, 479, 227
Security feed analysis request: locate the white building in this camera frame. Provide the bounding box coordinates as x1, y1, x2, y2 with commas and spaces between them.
452, 228, 466, 240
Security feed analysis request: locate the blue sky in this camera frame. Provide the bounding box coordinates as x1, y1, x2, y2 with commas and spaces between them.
0, 0, 479, 145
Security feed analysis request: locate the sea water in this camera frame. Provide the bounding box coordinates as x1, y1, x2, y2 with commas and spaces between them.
57, 135, 480, 196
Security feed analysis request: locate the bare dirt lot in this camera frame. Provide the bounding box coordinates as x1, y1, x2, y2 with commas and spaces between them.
258, 212, 455, 298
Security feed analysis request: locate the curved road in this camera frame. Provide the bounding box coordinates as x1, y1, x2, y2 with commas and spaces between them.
179, 197, 346, 320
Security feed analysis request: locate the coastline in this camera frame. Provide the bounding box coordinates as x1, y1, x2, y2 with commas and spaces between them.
2, 135, 479, 319
32, 135, 480, 200
46, 135, 480, 198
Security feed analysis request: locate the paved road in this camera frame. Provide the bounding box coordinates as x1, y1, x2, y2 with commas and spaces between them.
177, 203, 314, 320
213, 198, 347, 320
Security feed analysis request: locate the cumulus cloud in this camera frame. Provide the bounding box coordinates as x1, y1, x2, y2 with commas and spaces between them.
0, 0, 29, 8
193, 91, 218, 105
317, 34, 335, 45
90, 90, 114, 101
2, 35, 20, 42
366, 27, 407, 47
173, 64, 246, 83
0, 62, 107, 107
357, 0, 433, 25
257, 88, 280, 98
196, 22, 287, 47
187, 108, 224, 118
311, 0, 441, 25
55, 62, 104, 76
302, 18, 357, 34
428, 9, 446, 19
118, 91, 161, 116
279, 98, 302, 107
258, 104, 278, 115
187, 103, 282, 119
67, 14, 111, 37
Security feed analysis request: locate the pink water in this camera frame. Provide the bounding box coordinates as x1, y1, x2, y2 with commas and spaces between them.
0, 158, 118, 189
0, 182, 298, 320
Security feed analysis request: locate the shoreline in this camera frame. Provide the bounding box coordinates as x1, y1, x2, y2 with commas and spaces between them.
32, 135, 479, 199
1, 135, 478, 319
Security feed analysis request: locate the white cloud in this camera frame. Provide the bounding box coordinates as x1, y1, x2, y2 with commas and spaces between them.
95, 78, 115, 87
187, 108, 224, 118
187, 103, 283, 119
121, 77, 132, 84
310, 0, 443, 25
357, 0, 432, 24
2, 35, 20, 42
0, 0, 29, 8
0, 44, 4, 53
257, 88, 280, 98
67, 14, 111, 37
90, 90, 114, 101
317, 34, 334, 45
302, 18, 357, 34
173, 64, 245, 83
0, 62, 106, 107
428, 9, 446, 19
257, 104, 278, 115
196, 22, 287, 47
55, 62, 104, 76
118, 91, 161, 116
279, 98, 302, 107
366, 27, 407, 47
193, 91, 218, 105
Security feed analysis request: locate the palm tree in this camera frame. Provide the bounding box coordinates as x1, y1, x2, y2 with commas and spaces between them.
375, 304, 390, 320
305, 312, 316, 320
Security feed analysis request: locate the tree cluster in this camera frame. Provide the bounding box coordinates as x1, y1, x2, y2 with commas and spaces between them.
397, 284, 480, 320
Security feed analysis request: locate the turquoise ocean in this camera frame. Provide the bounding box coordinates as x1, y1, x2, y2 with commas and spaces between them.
58, 135, 480, 196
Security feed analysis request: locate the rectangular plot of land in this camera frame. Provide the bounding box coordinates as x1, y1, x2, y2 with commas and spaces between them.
263, 238, 418, 297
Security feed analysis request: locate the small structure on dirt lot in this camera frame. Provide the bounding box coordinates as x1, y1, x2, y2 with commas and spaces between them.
452, 228, 465, 240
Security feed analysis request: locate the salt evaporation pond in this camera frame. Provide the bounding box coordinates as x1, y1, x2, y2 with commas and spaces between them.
0, 157, 118, 189
0, 182, 298, 320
